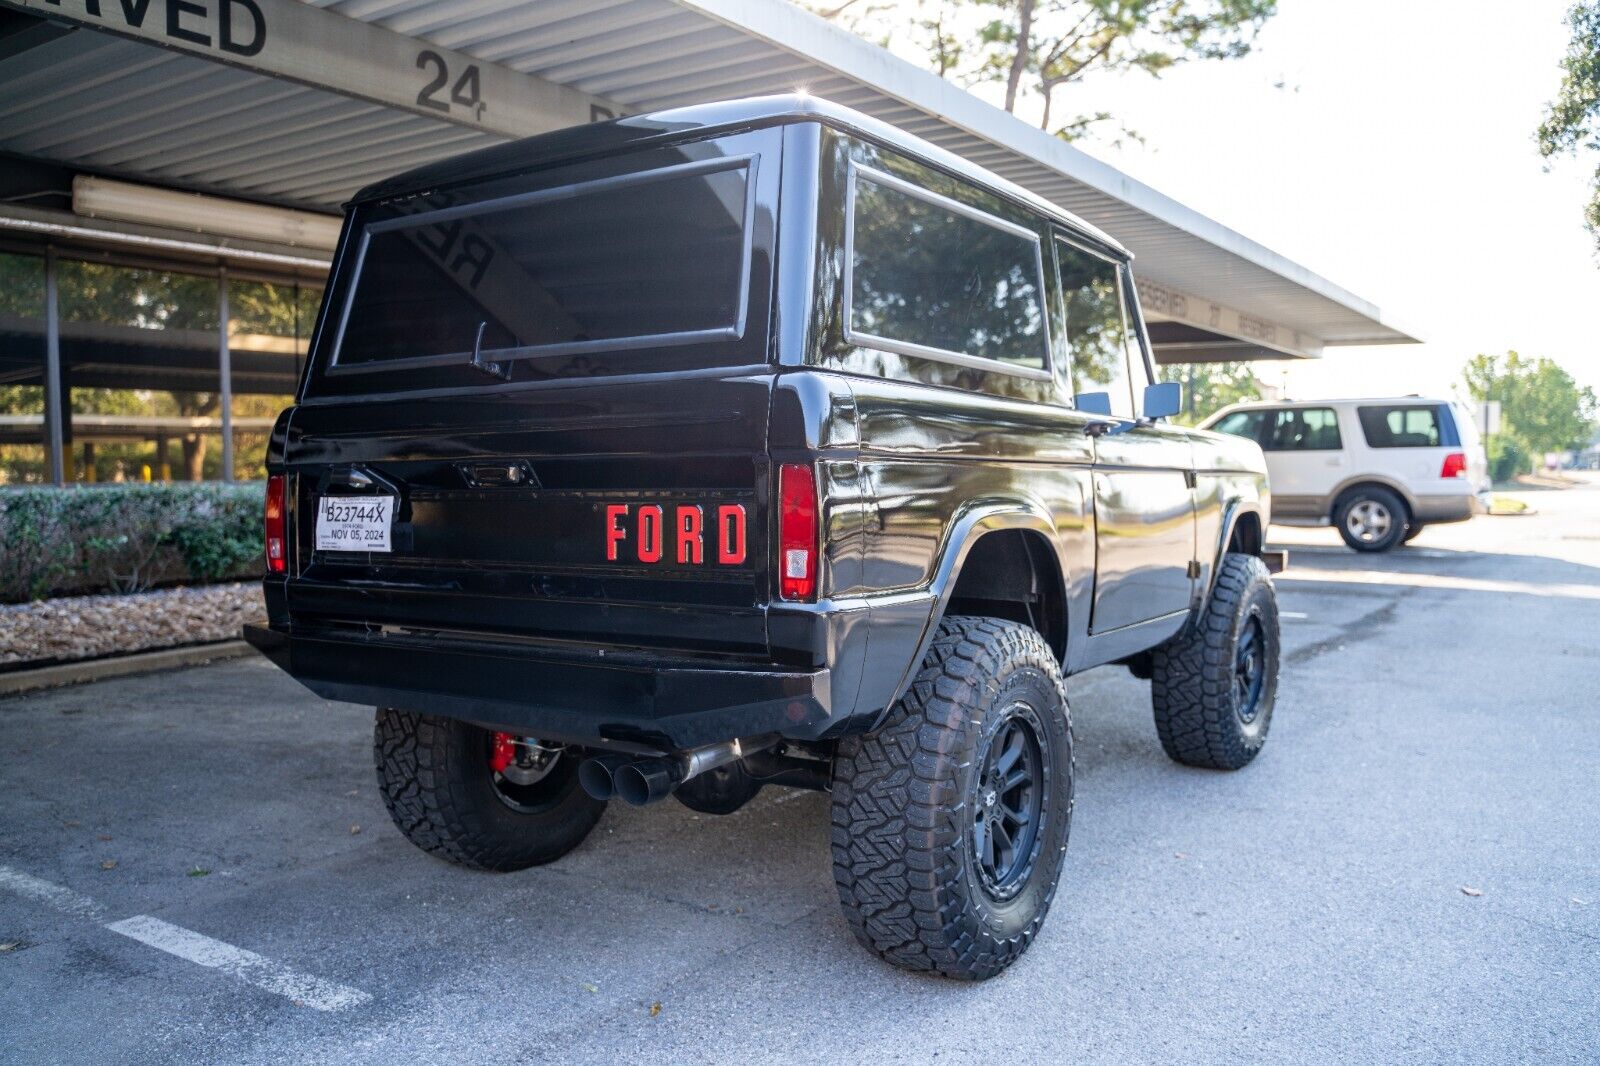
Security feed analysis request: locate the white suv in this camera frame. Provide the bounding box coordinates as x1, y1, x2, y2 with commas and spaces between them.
1199, 397, 1490, 552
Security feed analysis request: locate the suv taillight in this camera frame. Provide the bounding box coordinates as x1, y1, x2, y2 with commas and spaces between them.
265, 474, 287, 573
1440, 452, 1467, 479
778, 463, 818, 602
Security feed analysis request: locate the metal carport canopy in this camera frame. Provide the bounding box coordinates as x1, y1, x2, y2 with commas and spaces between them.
0, 0, 1418, 360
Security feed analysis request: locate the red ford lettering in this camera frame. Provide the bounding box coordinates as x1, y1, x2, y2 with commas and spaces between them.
604, 502, 744, 566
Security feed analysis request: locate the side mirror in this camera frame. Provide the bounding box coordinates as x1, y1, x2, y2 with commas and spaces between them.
1074, 391, 1113, 416
1141, 381, 1182, 420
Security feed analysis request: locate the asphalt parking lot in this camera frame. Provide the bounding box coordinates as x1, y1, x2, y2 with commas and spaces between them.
3, 478, 1597, 1064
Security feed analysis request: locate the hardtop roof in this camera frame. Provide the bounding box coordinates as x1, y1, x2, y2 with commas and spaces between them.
348, 94, 1127, 256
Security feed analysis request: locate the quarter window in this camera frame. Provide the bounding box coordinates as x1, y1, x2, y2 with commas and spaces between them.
847, 167, 1049, 372
1358, 405, 1443, 448
1056, 239, 1133, 418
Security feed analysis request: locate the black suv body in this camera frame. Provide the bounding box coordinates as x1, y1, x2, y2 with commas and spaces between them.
247, 96, 1281, 979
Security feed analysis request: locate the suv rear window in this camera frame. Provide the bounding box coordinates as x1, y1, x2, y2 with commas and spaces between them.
1358, 405, 1445, 448
846, 166, 1049, 373
332, 158, 753, 372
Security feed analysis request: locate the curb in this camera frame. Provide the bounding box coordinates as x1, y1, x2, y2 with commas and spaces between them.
0, 641, 257, 698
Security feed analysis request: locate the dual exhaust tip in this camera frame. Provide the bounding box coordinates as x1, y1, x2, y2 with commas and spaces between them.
577, 753, 682, 807
578, 739, 746, 807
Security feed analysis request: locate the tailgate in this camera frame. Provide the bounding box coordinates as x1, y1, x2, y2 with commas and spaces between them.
281, 375, 773, 657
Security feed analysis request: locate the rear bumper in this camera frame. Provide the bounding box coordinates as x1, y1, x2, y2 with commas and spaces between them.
244, 591, 933, 753
1412, 492, 1487, 524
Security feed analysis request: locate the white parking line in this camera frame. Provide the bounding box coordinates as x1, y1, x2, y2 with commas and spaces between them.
107, 915, 372, 1012
0, 864, 107, 921
0, 864, 371, 1012
1280, 611, 1308, 620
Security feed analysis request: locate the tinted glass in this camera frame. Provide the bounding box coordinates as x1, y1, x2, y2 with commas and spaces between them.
336, 162, 750, 366
1212, 409, 1268, 443
1264, 407, 1342, 451
1359, 405, 1442, 448
849, 172, 1048, 370
1057, 240, 1132, 418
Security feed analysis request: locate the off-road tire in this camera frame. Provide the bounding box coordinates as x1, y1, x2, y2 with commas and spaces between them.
1150, 553, 1280, 770
374, 709, 605, 871
1335, 485, 1409, 552
830, 616, 1073, 981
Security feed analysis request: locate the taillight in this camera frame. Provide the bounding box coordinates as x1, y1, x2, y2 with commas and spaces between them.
265, 474, 287, 574
1440, 452, 1467, 479
778, 463, 818, 601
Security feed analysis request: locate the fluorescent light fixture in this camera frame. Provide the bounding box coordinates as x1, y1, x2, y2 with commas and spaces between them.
72, 176, 341, 252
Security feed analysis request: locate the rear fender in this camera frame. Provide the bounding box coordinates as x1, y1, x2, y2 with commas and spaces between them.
868, 502, 1063, 730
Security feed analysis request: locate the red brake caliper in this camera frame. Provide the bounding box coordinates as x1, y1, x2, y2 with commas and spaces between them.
489, 732, 516, 774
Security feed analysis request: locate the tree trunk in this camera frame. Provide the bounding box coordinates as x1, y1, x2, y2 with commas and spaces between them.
181, 433, 206, 481
1004, 0, 1035, 113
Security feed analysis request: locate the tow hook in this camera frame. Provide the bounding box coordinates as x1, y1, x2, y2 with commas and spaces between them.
489, 732, 516, 774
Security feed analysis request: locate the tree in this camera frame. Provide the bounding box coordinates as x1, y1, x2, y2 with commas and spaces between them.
1537, 1, 1600, 256
1157, 360, 1262, 424
1460, 351, 1598, 474
812, 0, 1278, 142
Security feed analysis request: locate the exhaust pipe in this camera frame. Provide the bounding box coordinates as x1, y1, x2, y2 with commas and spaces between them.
577, 753, 630, 801
612, 739, 747, 807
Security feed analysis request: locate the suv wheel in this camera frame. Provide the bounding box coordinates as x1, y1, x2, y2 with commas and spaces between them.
374, 708, 605, 871
1150, 552, 1280, 770
830, 617, 1073, 981
1335, 486, 1408, 552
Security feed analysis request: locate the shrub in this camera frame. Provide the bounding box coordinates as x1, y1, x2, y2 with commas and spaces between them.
0, 483, 264, 603
1488, 435, 1531, 484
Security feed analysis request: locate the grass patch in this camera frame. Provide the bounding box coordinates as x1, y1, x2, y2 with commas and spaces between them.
1488, 495, 1530, 515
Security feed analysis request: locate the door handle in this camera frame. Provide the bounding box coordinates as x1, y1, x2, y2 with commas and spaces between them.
328, 468, 374, 489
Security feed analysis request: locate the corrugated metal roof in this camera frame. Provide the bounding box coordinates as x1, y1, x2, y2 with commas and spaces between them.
0, 0, 1416, 348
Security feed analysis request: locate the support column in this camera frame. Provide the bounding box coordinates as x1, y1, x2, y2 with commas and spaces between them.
42, 246, 64, 486
218, 267, 233, 483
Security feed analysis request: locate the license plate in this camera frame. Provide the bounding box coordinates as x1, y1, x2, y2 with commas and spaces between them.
315, 496, 395, 552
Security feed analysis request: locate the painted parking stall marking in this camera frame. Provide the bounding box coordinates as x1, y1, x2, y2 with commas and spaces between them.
0, 864, 371, 1012
107, 915, 373, 1012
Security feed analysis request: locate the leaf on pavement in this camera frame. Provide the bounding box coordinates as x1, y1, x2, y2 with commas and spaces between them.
650, 1002, 662, 1017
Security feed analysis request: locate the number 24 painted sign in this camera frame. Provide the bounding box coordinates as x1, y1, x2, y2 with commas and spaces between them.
416, 49, 484, 119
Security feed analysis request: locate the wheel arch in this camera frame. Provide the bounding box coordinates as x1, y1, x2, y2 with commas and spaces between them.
1327, 475, 1416, 519
873, 503, 1068, 729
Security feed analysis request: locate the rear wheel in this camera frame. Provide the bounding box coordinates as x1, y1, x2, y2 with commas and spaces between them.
1335, 486, 1408, 552
830, 617, 1073, 981
374, 709, 605, 871
1402, 521, 1426, 544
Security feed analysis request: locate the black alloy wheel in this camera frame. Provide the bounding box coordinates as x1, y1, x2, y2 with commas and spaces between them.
971, 706, 1048, 899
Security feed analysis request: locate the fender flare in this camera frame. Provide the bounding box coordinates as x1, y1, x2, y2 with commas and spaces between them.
870, 501, 1064, 730
1206, 498, 1266, 605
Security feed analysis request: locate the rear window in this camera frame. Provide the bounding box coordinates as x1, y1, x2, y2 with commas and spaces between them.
1358, 405, 1446, 448
846, 165, 1049, 373
331, 158, 753, 372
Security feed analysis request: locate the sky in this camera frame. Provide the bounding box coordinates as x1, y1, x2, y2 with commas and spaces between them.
865, 0, 1599, 401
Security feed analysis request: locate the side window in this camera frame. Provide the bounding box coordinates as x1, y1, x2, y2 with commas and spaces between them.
1212, 409, 1268, 443
1264, 407, 1343, 451
847, 166, 1050, 372
1056, 238, 1133, 418
1358, 405, 1442, 448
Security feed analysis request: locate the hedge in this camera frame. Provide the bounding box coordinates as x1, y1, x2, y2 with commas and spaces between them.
0, 482, 264, 604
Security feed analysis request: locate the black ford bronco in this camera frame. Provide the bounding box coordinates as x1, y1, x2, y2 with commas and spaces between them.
246, 95, 1282, 981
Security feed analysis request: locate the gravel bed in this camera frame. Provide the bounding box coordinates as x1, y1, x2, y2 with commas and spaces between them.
0, 583, 265, 667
